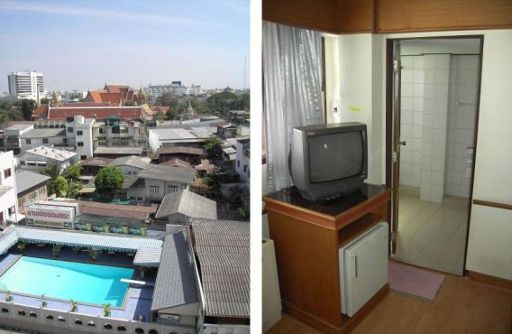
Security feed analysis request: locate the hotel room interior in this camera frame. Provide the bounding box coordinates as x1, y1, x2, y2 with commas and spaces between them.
261, 1, 512, 333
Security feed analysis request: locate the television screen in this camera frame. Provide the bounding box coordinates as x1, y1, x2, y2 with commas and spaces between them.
308, 131, 364, 183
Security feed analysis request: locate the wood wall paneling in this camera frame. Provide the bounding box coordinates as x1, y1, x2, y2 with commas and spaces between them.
375, 0, 512, 32
263, 0, 339, 33
337, 0, 375, 33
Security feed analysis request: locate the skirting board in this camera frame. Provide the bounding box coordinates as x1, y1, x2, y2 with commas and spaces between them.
467, 270, 512, 290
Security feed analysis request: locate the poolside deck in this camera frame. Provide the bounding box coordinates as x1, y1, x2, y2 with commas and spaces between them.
0, 247, 155, 321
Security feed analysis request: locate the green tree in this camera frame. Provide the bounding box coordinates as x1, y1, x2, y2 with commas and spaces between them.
66, 182, 82, 199
53, 176, 68, 197
40, 98, 49, 105
203, 136, 223, 159
42, 163, 62, 195
206, 91, 239, 114
16, 99, 36, 120
94, 166, 124, 200
63, 163, 82, 182
165, 108, 178, 120
154, 112, 166, 123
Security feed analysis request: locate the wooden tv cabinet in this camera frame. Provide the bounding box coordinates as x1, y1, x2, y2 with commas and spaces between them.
263, 184, 390, 334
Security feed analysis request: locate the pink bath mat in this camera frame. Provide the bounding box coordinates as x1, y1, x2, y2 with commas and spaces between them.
389, 260, 445, 301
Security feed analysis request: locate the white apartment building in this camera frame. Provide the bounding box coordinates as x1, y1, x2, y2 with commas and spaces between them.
235, 138, 250, 182
7, 71, 44, 102
0, 151, 20, 226
18, 146, 78, 172
20, 128, 67, 150
73, 116, 95, 160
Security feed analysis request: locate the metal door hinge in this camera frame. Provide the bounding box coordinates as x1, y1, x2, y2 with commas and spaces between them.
393, 59, 401, 72
392, 151, 398, 163
390, 231, 397, 242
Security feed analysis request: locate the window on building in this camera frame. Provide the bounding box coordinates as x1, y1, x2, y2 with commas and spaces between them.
77, 130, 83, 136
8, 206, 15, 216
167, 185, 178, 193
3, 169, 11, 178
67, 127, 73, 133
42, 138, 48, 144
237, 160, 240, 167
77, 142, 84, 147
99, 128, 104, 134
25, 138, 31, 144
149, 186, 160, 195
20, 161, 25, 165
80, 155, 87, 160
243, 165, 247, 172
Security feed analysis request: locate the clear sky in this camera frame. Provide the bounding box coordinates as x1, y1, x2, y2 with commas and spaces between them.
0, 0, 249, 92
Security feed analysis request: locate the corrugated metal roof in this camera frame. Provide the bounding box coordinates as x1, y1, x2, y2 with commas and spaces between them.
94, 147, 143, 155
16, 226, 162, 251
151, 230, 198, 311
77, 200, 155, 220
155, 189, 217, 220
20, 128, 65, 139
110, 155, 150, 169
15, 171, 50, 194
190, 219, 249, 319
133, 247, 162, 267
138, 164, 195, 184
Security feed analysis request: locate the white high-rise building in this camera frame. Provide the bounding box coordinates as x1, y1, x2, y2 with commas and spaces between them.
7, 71, 44, 102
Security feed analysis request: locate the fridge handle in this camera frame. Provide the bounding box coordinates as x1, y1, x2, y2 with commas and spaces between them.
351, 255, 358, 279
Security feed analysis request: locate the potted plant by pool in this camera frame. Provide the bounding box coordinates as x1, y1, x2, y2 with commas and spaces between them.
70, 300, 77, 312
17, 242, 26, 253
89, 249, 101, 261
40, 294, 47, 308
103, 303, 111, 317
52, 244, 62, 257
4, 291, 13, 302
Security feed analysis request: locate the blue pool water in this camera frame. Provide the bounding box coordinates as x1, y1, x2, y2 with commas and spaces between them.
0, 256, 134, 306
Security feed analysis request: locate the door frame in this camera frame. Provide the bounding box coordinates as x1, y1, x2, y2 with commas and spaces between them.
385, 35, 485, 275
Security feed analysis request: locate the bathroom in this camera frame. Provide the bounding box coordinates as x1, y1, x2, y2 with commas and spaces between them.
395, 38, 481, 275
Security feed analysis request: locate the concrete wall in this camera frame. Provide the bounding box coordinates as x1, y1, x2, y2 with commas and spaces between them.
20, 135, 67, 151
0, 300, 196, 334
0, 151, 19, 226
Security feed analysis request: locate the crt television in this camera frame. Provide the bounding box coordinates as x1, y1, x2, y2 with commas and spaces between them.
290, 122, 368, 201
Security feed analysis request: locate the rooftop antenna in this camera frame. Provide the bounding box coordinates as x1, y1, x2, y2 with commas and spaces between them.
242, 55, 247, 91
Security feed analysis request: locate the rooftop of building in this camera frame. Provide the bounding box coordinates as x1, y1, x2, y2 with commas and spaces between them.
110, 155, 151, 169
156, 146, 205, 156
159, 158, 191, 168
5, 123, 33, 131
24, 146, 76, 161
78, 156, 113, 167
189, 218, 250, 319
76, 200, 156, 220
15, 170, 51, 194
47, 105, 146, 121
150, 128, 200, 141
155, 189, 217, 220
20, 127, 66, 139
138, 164, 196, 184
94, 146, 143, 156
151, 229, 198, 311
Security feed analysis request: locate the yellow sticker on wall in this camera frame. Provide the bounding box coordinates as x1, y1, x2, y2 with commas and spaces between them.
349, 105, 361, 113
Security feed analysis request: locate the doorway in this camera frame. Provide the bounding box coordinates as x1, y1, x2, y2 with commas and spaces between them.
386, 36, 483, 275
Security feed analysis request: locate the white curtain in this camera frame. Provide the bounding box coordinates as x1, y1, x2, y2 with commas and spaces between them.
263, 21, 324, 193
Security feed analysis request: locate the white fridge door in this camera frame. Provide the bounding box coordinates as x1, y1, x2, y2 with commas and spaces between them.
343, 223, 388, 317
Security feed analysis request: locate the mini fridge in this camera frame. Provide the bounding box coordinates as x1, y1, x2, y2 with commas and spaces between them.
339, 222, 388, 317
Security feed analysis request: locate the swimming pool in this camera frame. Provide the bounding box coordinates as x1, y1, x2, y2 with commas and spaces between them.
0, 256, 134, 306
